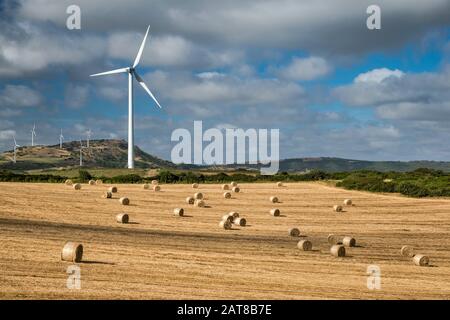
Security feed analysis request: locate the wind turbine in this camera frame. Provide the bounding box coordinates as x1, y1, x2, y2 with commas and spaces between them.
86, 129, 92, 148
13, 137, 20, 163
31, 124, 36, 146
78, 139, 87, 167
90, 25, 162, 169
59, 129, 64, 149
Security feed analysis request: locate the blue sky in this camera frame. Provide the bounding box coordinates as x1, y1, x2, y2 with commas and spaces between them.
1, 0, 450, 162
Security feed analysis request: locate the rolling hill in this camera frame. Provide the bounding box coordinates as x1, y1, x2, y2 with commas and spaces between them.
1, 139, 450, 172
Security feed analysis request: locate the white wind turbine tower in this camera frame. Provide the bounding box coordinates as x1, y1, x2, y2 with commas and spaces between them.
59, 129, 64, 149
78, 139, 87, 167
31, 124, 36, 146
90, 25, 162, 169
13, 137, 20, 163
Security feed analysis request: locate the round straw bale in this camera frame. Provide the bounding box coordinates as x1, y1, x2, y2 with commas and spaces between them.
333, 205, 343, 212
65, 179, 73, 186
222, 215, 234, 223
277, 182, 283, 187
222, 184, 230, 190
153, 185, 161, 192
270, 196, 279, 203
102, 191, 112, 199
223, 192, 232, 199
230, 181, 237, 187
270, 208, 280, 216
297, 240, 312, 251
109, 186, 118, 193
186, 196, 195, 205
116, 213, 129, 223
342, 236, 356, 247
195, 199, 205, 207
219, 220, 232, 230
413, 254, 430, 267
233, 217, 246, 226
327, 234, 339, 245
173, 208, 184, 217
194, 192, 203, 200
151, 180, 159, 185
95, 179, 103, 185
61, 242, 83, 263
88, 180, 95, 186
73, 183, 81, 190
192, 183, 199, 188
119, 197, 130, 205
343, 199, 352, 206
232, 187, 240, 193
289, 228, 300, 237
143, 184, 150, 189
330, 245, 346, 257
400, 245, 415, 257
228, 211, 240, 219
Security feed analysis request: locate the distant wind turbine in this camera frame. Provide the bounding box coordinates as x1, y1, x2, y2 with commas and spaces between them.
59, 129, 64, 149
13, 137, 20, 163
79, 139, 87, 167
86, 129, 92, 148
31, 124, 36, 146
90, 25, 163, 169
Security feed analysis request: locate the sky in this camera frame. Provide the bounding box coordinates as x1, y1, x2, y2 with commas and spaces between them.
0, 0, 449, 162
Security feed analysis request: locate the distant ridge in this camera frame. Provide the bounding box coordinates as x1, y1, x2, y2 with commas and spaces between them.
1, 140, 450, 172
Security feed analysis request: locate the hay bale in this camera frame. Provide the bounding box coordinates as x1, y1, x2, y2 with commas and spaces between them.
233, 217, 246, 226
102, 191, 112, 199
88, 180, 95, 186
232, 187, 240, 193
192, 183, 199, 189
186, 196, 195, 205
116, 213, 129, 223
400, 245, 415, 257
151, 180, 159, 185
333, 205, 343, 212
270, 208, 280, 217
228, 211, 239, 219
65, 179, 73, 186
173, 208, 184, 217
342, 236, 356, 247
289, 228, 300, 237
223, 192, 232, 199
73, 183, 81, 190
297, 240, 312, 251
194, 199, 205, 207
95, 179, 103, 185
219, 220, 232, 230
330, 245, 346, 257
343, 199, 352, 206
230, 181, 238, 187
61, 242, 83, 263
119, 197, 130, 205
277, 182, 283, 187
413, 254, 430, 267
327, 234, 339, 245
222, 184, 230, 190
270, 196, 279, 203
153, 185, 161, 192
222, 215, 234, 223
194, 192, 203, 200
109, 186, 118, 193
143, 184, 150, 190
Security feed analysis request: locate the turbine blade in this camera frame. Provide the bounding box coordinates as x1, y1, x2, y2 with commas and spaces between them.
133, 25, 151, 68
134, 72, 162, 109
90, 67, 129, 77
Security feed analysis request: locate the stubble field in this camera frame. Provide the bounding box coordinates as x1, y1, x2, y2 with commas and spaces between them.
0, 181, 449, 299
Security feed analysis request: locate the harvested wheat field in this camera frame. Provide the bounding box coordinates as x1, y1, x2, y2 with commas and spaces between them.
0, 182, 449, 300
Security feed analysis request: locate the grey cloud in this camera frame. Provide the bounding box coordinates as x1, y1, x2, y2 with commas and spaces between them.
0, 84, 42, 107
